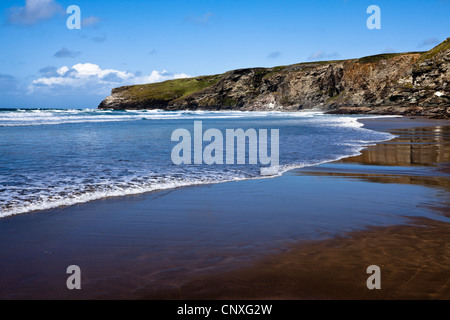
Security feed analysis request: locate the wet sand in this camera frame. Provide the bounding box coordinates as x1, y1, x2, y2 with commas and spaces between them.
155, 218, 449, 300
0, 116, 449, 299
152, 118, 450, 300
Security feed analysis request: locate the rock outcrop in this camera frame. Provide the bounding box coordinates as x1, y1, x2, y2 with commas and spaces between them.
99, 38, 450, 118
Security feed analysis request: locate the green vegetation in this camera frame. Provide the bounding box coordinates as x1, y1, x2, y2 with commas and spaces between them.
326, 91, 344, 103
122, 74, 223, 102
254, 68, 270, 77
358, 52, 424, 64
261, 66, 287, 79
417, 38, 450, 62
222, 97, 238, 107
292, 60, 345, 67
270, 65, 288, 72
400, 83, 414, 89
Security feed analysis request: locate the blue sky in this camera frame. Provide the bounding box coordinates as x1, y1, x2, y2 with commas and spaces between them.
0, 0, 448, 108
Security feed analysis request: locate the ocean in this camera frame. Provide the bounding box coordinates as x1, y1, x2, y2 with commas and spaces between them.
0, 109, 394, 218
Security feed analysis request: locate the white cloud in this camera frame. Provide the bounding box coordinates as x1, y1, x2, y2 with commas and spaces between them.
30, 63, 191, 95
7, 0, 63, 25
174, 73, 191, 79
57, 66, 69, 75
134, 70, 191, 84
71, 63, 133, 79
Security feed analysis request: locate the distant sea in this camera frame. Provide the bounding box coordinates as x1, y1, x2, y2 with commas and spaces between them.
0, 108, 394, 218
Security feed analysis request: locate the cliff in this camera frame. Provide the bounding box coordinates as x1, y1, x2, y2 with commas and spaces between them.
99, 38, 450, 118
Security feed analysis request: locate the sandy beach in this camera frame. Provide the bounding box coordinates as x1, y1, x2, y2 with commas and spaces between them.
0, 116, 449, 300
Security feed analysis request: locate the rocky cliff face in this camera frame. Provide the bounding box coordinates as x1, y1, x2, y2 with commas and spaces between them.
99, 38, 450, 118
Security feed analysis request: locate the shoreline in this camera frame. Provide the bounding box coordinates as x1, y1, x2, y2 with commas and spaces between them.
0, 112, 394, 219
0, 115, 448, 299
0, 113, 422, 220
143, 117, 450, 300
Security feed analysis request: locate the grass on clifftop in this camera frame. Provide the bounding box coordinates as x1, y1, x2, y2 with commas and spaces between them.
122, 75, 222, 101
418, 37, 450, 62
358, 52, 424, 64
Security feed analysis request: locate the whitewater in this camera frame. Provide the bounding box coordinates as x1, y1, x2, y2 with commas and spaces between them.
0, 109, 396, 218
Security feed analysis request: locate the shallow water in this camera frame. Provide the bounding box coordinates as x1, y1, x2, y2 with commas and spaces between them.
0, 109, 394, 217
0, 123, 448, 299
